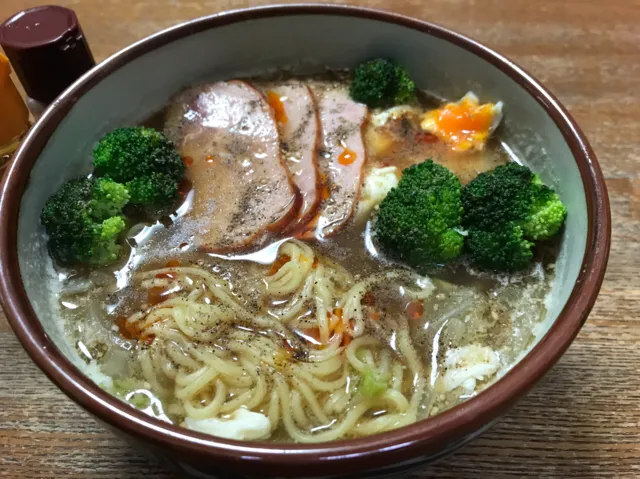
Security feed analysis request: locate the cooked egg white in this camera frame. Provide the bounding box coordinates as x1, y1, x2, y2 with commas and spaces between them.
183, 408, 271, 440
356, 166, 400, 222
370, 105, 420, 127
435, 344, 500, 393
420, 92, 503, 152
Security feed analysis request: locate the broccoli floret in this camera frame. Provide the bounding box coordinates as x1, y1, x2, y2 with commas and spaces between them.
392, 67, 415, 105
522, 176, 567, 240
126, 172, 180, 208
462, 162, 567, 272
90, 216, 127, 265
90, 178, 130, 220
374, 160, 464, 270
41, 177, 128, 266
93, 127, 184, 209
466, 224, 534, 273
350, 59, 416, 108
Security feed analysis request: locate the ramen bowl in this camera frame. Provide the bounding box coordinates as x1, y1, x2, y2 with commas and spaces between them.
0, 4, 610, 478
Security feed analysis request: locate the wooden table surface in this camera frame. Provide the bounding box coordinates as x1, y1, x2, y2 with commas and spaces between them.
0, 0, 638, 477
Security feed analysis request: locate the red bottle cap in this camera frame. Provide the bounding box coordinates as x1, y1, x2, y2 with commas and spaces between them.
0, 5, 96, 104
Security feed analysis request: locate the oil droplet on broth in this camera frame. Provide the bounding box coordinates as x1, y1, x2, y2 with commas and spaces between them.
338, 147, 357, 165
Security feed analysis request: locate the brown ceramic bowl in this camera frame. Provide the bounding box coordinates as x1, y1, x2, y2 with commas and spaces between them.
0, 4, 610, 478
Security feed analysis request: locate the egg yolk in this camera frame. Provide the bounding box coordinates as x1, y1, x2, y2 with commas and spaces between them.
421, 97, 496, 151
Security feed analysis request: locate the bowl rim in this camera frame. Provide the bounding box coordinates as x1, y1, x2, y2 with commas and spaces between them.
0, 3, 610, 475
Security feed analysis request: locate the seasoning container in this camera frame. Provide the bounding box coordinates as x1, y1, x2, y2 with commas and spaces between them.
0, 5, 95, 118
0, 52, 30, 169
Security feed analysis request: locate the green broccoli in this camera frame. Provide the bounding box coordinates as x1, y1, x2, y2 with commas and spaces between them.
126, 172, 180, 208
350, 59, 416, 108
522, 176, 568, 240
41, 177, 128, 266
374, 160, 464, 270
93, 127, 185, 210
461, 162, 567, 272
465, 224, 534, 273
89, 177, 130, 220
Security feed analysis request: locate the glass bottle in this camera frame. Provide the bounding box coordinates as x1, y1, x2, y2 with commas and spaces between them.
0, 52, 29, 170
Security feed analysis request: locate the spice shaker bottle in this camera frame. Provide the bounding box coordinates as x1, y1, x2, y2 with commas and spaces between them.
0, 5, 96, 118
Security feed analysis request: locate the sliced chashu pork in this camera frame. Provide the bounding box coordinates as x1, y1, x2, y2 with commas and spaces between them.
300, 83, 368, 238
169, 80, 299, 252
264, 82, 321, 231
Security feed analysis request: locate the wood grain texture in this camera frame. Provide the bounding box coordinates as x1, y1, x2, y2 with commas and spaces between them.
0, 0, 638, 477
